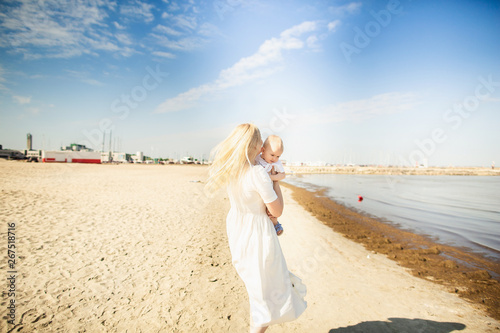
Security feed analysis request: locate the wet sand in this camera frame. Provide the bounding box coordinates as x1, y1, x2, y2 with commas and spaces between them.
281, 182, 500, 321
0, 160, 499, 332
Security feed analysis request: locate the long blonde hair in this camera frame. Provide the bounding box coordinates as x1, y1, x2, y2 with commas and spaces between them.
205, 123, 262, 194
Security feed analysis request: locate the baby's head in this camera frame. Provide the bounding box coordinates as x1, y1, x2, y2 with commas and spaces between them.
261, 135, 284, 164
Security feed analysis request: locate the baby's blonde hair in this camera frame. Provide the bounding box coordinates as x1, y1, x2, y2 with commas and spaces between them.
263, 135, 284, 152
205, 123, 262, 194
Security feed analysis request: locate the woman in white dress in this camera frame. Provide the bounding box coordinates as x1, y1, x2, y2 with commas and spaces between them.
206, 123, 307, 333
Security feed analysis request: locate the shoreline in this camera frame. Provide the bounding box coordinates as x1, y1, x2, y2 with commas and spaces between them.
285, 165, 500, 176
281, 181, 500, 321
1, 160, 499, 331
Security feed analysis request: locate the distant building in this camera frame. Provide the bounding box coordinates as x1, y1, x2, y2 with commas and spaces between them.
27, 133, 32, 150
180, 156, 194, 164
25, 149, 42, 162
0, 147, 25, 160
21, 133, 41, 161
131, 153, 144, 163
42, 150, 101, 164
61, 143, 93, 152
130, 152, 144, 163
112, 152, 130, 163
306, 161, 327, 167
101, 151, 112, 163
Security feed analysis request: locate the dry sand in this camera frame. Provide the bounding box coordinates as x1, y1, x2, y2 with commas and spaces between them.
0, 160, 499, 332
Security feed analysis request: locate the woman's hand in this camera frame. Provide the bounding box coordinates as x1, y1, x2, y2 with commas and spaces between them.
266, 180, 284, 218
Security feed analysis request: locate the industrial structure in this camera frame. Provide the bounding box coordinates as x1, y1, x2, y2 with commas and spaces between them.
0, 144, 25, 160
27, 133, 32, 150
1, 133, 177, 164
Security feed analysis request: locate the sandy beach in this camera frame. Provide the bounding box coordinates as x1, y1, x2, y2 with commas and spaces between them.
1, 160, 499, 332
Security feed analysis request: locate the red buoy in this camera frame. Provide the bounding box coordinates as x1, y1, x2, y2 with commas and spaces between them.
358, 195, 363, 202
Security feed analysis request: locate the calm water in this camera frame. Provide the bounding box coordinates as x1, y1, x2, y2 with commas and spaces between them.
285, 174, 500, 261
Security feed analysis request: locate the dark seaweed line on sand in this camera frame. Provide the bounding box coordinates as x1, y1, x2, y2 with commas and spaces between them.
281, 182, 500, 321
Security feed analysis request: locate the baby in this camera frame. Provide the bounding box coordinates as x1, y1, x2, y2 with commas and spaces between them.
256, 135, 286, 235
256, 135, 286, 181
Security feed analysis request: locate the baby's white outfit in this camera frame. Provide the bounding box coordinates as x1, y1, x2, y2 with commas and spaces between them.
255, 154, 285, 173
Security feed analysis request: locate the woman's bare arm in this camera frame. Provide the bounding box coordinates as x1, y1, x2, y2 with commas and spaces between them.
266, 181, 284, 217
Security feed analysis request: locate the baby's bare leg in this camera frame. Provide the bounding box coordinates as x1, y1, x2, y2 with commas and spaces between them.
266, 208, 283, 235
266, 208, 278, 225
270, 216, 283, 236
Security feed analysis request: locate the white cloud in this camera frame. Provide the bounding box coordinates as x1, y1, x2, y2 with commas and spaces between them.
281, 21, 317, 38
12, 95, 32, 104
216, 21, 317, 86
198, 22, 220, 37
173, 15, 197, 31
120, 0, 155, 23
115, 33, 133, 45
150, 18, 220, 54
152, 51, 176, 58
328, 20, 341, 32
0, 0, 137, 59
305, 92, 420, 124
154, 84, 212, 114
153, 24, 183, 36
66, 70, 105, 86
168, 2, 181, 12
113, 22, 126, 30
149, 2, 221, 56
306, 35, 320, 50
329, 2, 362, 15
82, 78, 105, 86
0, 65, 6, 90
151, 33, 205, 51
154, 21, 319, 113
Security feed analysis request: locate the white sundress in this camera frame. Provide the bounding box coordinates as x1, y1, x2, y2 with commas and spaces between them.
226, 165, 307, 327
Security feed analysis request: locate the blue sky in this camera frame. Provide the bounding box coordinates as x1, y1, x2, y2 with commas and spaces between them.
0, 0, 499, 166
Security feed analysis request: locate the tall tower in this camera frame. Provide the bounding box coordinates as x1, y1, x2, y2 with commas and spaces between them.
27, 133, 32, 150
